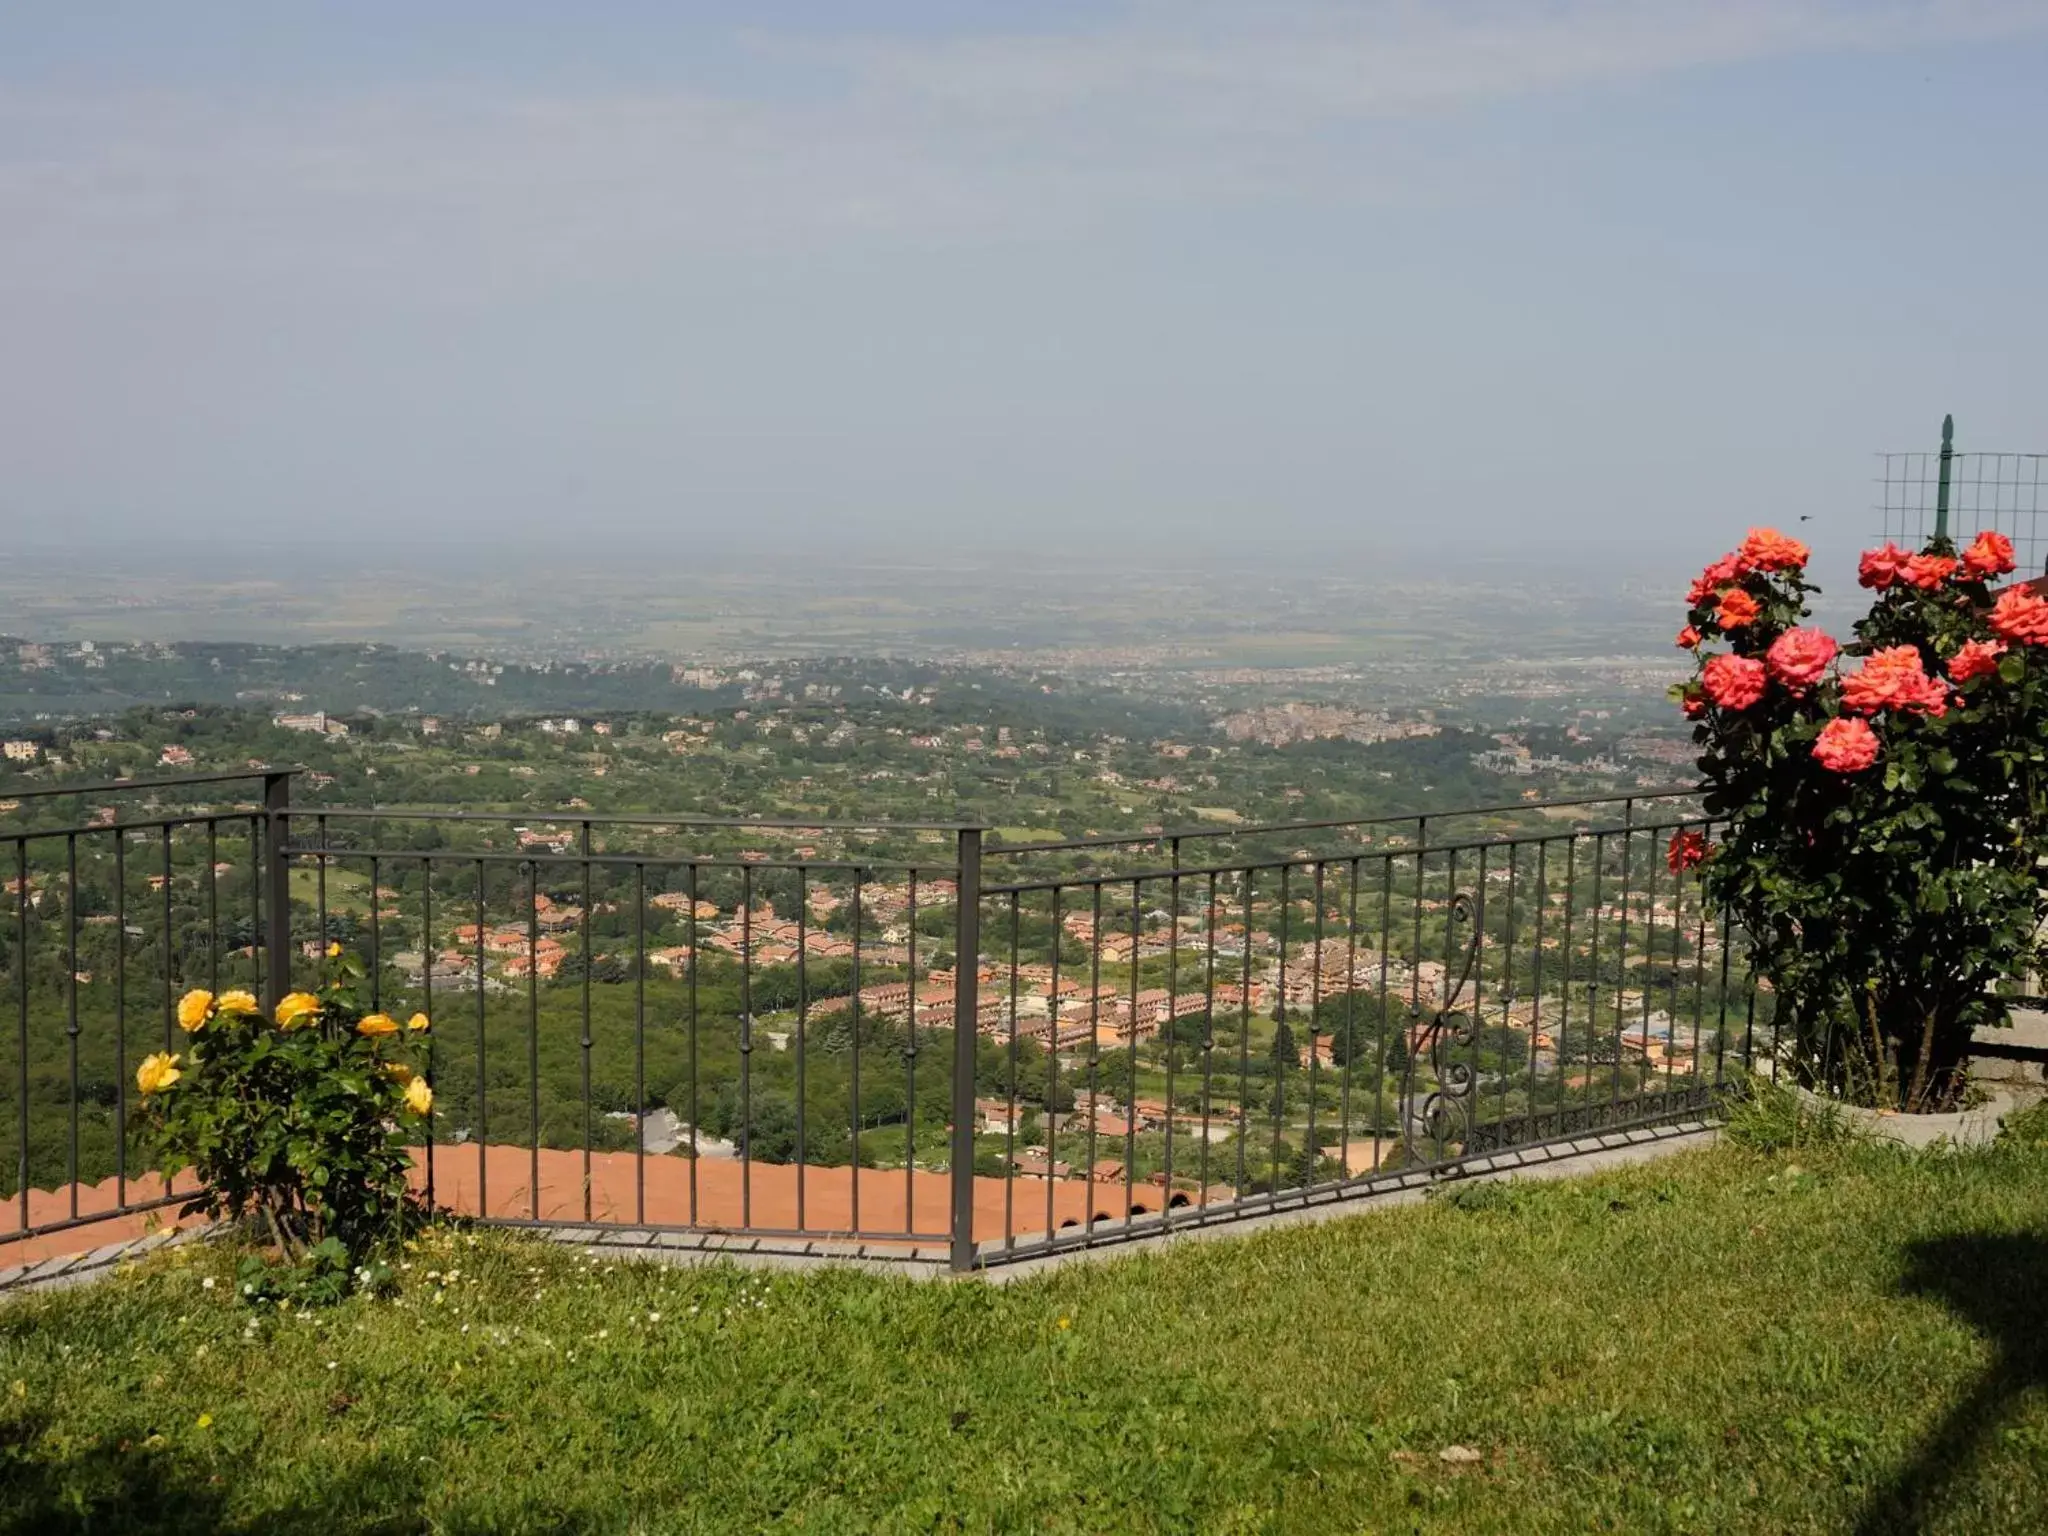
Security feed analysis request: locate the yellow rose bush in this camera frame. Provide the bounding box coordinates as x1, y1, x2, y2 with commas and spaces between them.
137, 946, 432, 1275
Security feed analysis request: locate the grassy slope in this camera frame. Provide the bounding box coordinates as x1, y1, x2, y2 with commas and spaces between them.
5, 1128, 2048, 1534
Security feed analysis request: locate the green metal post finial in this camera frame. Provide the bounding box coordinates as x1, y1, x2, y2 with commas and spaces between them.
1934, 413, 1955, 542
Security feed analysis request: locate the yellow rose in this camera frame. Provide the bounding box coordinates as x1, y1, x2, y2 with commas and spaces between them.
175, 990, 214, 1032
136, 1052, 182, 1096
384, 1062, 415, 1084
407, 1012, 431, 1034
325, 941, 343, 958
274, 992, 322, 1030
215, 989, 260, 1016
356, 1013, 399, 1037
403, 1077, 434, 1116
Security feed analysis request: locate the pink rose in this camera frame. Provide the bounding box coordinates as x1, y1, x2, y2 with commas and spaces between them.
1765, 627, 1838, 691
1812, 716, 1879, 773
1702, 654, 1767, 711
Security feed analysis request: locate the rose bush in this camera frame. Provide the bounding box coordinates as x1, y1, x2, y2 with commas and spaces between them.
136, 946, 432, 1269
1677, 526, 2048, 1111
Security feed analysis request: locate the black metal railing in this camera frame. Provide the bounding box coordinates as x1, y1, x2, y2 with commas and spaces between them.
966, 790, 1748, 1264
3, 776, 1754, 1271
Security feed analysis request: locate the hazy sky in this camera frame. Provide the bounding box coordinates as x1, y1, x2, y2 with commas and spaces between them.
2, 2, 2043, 566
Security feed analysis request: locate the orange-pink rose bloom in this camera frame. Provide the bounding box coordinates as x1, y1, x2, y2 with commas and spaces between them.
1948, 639, 2006, 683
1676, 625, 1701, 650
1812, 716, 1879, 773
1702, 653, 1768, 711
1990, 586, 2048, 646
1715, 588, 1763, 629
1858, 543, 1910, 590
1738, 527, 1810, 573
1840, 645, 1947, 716
1962, 530, 2017, 579
1765, 627, 1838, 690
1687, 553, 1744, 607
1901, 552, 1958, 589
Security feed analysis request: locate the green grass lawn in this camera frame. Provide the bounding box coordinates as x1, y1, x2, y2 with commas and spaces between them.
6, 1112, 2048, 1533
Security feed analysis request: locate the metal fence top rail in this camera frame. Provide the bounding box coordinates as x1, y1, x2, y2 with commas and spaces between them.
979, 807, 1718, 896
281, 843, 957, 874
299, 806, 982, 833
982, 785, 1706, 857
0, 766, 299, 805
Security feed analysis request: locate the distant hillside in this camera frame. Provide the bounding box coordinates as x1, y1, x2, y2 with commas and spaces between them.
0, 638, 1201, 740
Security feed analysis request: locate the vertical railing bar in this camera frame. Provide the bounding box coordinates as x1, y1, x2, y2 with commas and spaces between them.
1693, 850, 1712, 1094
1470, 844, 1486, 1156
865, 866, 891, 1239
739, 864, 753, 1233
1527, 842, 1548, 1136
14, 838, 28, 1235
247, 813, 262, 1009
1161, 840, 1181, 1230
849, 868, 865, 1233
795, 866, 808, 1233
1499, 844, 1517, 1140
526, 859, 539, 1222
315, 815, 328, 962
947, 830, 983, 1272
65, 833, 78, 1219
1234, 870, 1252, 1199
261, 775, 292, 1012
1613, 827, 1633, 1118
1659, 837, 1679, 1105
368, 853, 382, 1012
1005, 891, 1021, 1249
635, 862, 647, 1228
421, 856, 435, 1211
1439, 846, 1461, 1168
475, 859, 487, 1219
1045, 885, 1062, 1240
114, 831, 127, 1208
1199, 871, 1217, 1207
1338, 858, 1358, 1184
899, 865, 915, 1237
687, 863, 700, 1226
1271, 864, 1289, 1195
1586, 836, 1605, 1125
579, 823, 593, 1224
1124, 877, 1140, 1230
1410, 819, 1427, 1023
1372, 855, 1393, 1180
206, 821, 219, 994
1559, 839, 1576, 1131
1306, 861, 1324, 1194
1088, 882, 1105, 1224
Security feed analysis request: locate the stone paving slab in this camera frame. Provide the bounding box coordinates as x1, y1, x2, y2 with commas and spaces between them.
0, 1225, 207, 1299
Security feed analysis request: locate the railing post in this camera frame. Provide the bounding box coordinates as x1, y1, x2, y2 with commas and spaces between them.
949, 826, 983, 1273
262, 770, 293, 1010
1934, 412, 1954, 543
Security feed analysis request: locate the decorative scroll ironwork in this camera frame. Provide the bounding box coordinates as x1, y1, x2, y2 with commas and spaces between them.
1400, 890, 1483, 1167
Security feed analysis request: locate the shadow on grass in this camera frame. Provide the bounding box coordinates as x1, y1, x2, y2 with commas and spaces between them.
1854, 1232, 2048, 1535
0, 1418, 427, 1536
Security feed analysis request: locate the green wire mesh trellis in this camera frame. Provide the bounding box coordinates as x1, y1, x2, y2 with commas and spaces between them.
1878, 421, 2048, 576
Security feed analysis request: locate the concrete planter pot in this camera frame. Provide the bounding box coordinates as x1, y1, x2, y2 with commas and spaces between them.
1792, 1083, 2026, 1149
